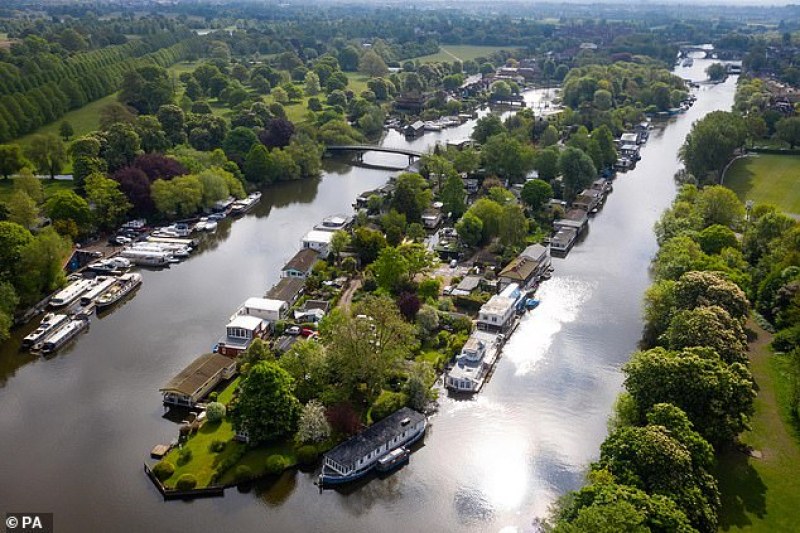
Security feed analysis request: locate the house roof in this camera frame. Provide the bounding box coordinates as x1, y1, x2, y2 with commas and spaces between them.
282, 248, 319, 273
265, 277, 305, 302
324, 407, 426, 465
302, 299, 331, 312
242, 297, 286, 313
499, 256, 537, 282
521, 244, 549, 262
227, 315, 264, 330
160, 353, 235, 396
480, 295, 515, 315
456, 275, 482, 293
303, 230, 334, 245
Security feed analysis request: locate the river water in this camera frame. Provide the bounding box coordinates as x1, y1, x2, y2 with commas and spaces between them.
0, 59, 734, 533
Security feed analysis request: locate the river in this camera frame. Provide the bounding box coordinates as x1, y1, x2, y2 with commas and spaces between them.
0, 58, 735, 532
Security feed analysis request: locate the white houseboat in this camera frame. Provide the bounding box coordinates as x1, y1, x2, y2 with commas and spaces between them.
446, 331, 501, 392
79, 276, 117, 305
22, 313, 70, 349
39, 317, 90, 356
49, 278, 96, 308
320, 407, 427, 486
120, 249, 172, 267
229, 192, 262, 216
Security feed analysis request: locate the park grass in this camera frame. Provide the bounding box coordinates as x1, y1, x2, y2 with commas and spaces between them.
715, 321, 800, 532
0, 177, 75, 203
724, 154, 800, 214
412, 45, 519, 64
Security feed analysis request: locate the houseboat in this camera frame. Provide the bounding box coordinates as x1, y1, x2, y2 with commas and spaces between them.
229, 192, 262, 216
22, 313, 70, 349
319, 407, 427, 486
313, 214, 353, 232
550, 227, 579, 255
375, 447, 409, 473
446, 331, 501, 393
87, 257, 131, 274
95, 273, 142, 311
39, 317, 90, 356
159, 352, 237, 407
79, 276, 117, 305
120, 249, 172, 267
49, 278, 96, 309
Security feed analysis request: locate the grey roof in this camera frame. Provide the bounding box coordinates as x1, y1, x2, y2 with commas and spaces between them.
282, 248, 319, 273
456, 275, 482, 293
160, 353, 235, 396
324, 407, 425, 465
265, 277, 305, 302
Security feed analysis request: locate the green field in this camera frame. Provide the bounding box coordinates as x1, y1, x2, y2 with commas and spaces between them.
724, 154, 800, 214
715, 322, 800, 532
412, 45, 519, 64
0, 177, 75, 203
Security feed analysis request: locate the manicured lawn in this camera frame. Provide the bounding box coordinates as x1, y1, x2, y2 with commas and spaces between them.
715, 321, 800, 532
412, 45, 519, 63
216, 376, 240, 405
161, 418, 238, 488
14, 93, 119, 149
724, 154, 800, 214
0, 177, 76, 203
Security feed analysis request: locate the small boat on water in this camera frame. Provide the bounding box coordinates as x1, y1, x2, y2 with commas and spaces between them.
96, 273, 142, 311
80, 276, 117, 305
39, 317, 90, 356
524, 298, 541, 310
87, 257, 131, 274
120, 249, 172, 267
376, 447, 409, 473
229, 192, 262, 216
22, 313, 70, 349
49, 278, 96, 309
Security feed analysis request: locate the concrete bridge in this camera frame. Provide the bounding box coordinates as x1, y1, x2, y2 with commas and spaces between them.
325, 145, 423, 165
678, 46, 712, 59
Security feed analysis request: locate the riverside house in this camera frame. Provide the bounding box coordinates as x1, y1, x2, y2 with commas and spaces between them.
216, 315, 268, 357
498, 244, 551, 288
160, 353, 237, 407
477, 283, 522, 333
232, 297, 288, 324
281, 248, 320, 279
302, 230, 334, 258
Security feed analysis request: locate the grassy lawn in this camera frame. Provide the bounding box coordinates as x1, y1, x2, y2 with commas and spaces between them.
216, 376, 240, 405
0, 177, 76, 203
715, 321, 800, 532
413, 45, 519, 63
724, 154, 800, 214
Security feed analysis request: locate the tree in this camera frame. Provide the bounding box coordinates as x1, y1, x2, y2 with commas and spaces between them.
297, 400, 331, 443
0, 144, 26, 179
85, 173, 131, 230
672, 270, 749, 322
243, 143, 271, 184
472, 114, 504, 144
352, 227, 387, 265
6, 190, 38, 229
540, 125, 559, 147
259, 118, 295, 149
499, 203, 528, 248
205, 402, 226, 423
706, 63, 728, 82
468, 198, 504, 243
592, 89, 613, 111
663, 305, 748, 365
521, 179, 553, 211
697, 224, 739, 255
279, 339, 329, 404
25, 134, 67, 179
559, 146, 596, 200
481, 133, 536, 183
491, 81, 512, 100
321, 296, 417, 401
591, 125, 617, 169
456, 211, 483, 247
44, 190, 92, 236
535, 147, 560, 181
59, 121, 74, 141
372, 246, 410, 293
330, 230, 351, 262
101, 123, 141, 172
0, 282, 19, 342
381, 209, 407, 246
99, 102, 136, 131
223, 126, 258, 167
151, 175, 203, 218
231, 361, 301, 445
359, 50, 389, 77
694, 185, 745, 229
134, 116, 169, 154
680, 111, 746, 181
339, 46, 361, 72
119, 65, 173, 115
653, 236, 707, 281
624, 346, 755, 447
13, 171, 43, 204
391, 172, 432, 223
196, 168, 233, 208
776, 116, 800, 149
304, 71, 321, 96
440, 173, 466, 219
156, 105, 186, 146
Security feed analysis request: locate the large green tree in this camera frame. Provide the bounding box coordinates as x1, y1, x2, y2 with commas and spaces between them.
85, 173, 132, 230
680, 111, 746, 181
559, 146, 597, 201
521, 179, 553, 211
231, 361, 301, 445
0, 144, 26, 179
119, 65, 173, 115
25, 134, 67, 179
662, 305, 748, 365
480, 133, 535, 183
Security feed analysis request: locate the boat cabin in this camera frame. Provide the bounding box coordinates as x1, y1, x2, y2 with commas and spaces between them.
550, 227, 579, 255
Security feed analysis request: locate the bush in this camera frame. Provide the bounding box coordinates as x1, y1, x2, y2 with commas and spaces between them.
233, 465, 253, 483
265, 454, 290, 475
371, 390, 408, 422
206, 401, 227, 423
210, 444, 248, 484
208, 391, 218, 401
152, 460, 175, 481
296, 444, 319, 465
177, 447, 193, 466
175, 474, 197, 491
208, 440, 227, 453
773, 324, 800, 353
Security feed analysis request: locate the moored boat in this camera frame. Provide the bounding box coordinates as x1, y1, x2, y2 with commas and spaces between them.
375, 446, 409, 473
96, 273, 142, 311
22, 313, 70, 349
49, 278, 96, 308
39, 317, 90, 356
80, 276, 117, 305
229, 192, 262, 216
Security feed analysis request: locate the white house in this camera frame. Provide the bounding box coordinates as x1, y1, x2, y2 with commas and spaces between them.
302, 230, 334, 257
446, 332, 500, 392
477, 285, 521, 333
216, 315, 268, 357
233, 297, 287, 324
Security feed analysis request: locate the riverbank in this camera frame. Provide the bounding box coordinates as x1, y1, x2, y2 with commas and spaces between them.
716, 320, 800, 532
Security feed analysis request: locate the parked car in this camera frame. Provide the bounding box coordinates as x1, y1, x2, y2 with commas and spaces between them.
112, 236, 131, 245
300, 328, 316, 337
286, 326, 301, 335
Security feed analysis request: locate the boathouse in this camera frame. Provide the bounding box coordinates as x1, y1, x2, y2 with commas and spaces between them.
446, 331, 499, 392
281, 248, 320, 279
550, 227, 579, 255
321, 407, 427, 483
498, 244, 551, 288
572, 189, 603, 212
160, 353, 237, 407
314, 214, 353, 232
302, 230, 334, 258
216, 315, 268, 357
477, 285, 519, 333
554, 209, 589, 234
233, 297, 287, 323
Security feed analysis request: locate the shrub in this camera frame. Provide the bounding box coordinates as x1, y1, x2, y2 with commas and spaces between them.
206, 401, 227, 423
175, 474, 197, 490
233, 465, 253, 483
152, 460, 175, 481
208, 440, 227, 453
208, 391, 218, 401
773, 324, 800, 353
210, 444, 248, 484
265, 454, 290, 475
371, 390, 408, 422
296, 444, 319, 465
177, 447, 193, 466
